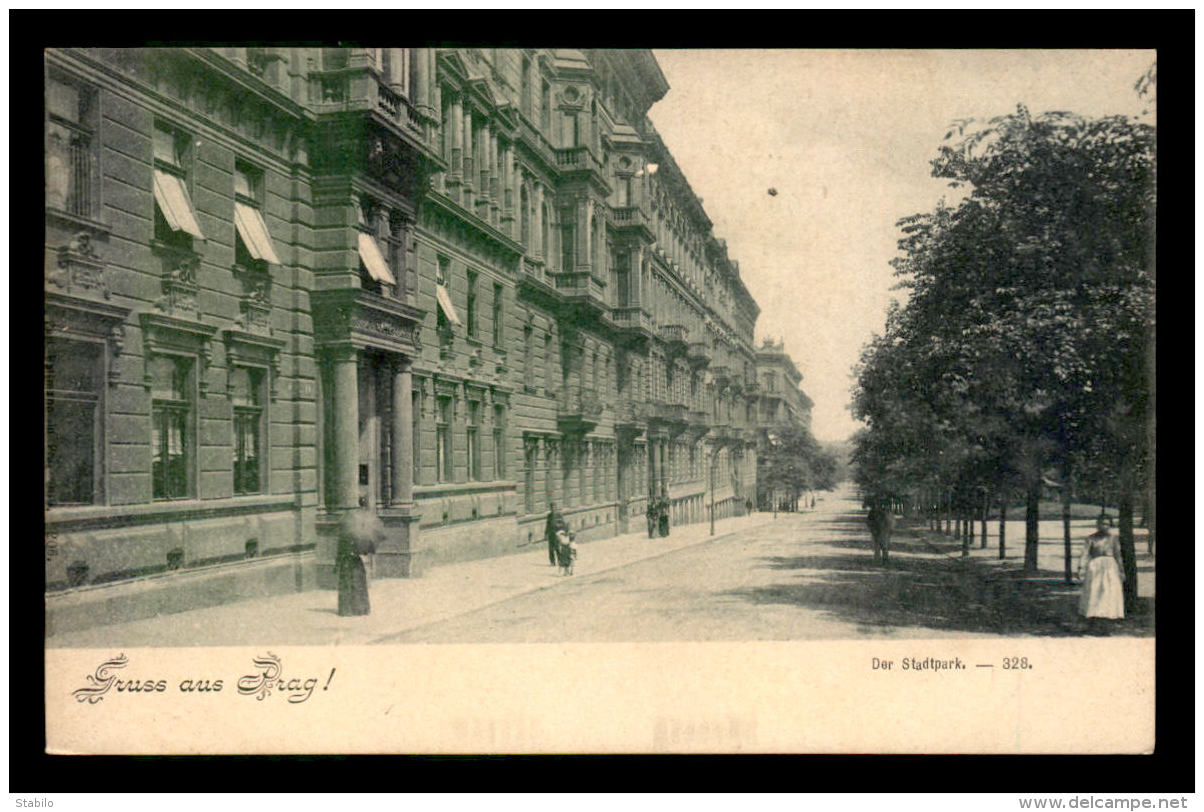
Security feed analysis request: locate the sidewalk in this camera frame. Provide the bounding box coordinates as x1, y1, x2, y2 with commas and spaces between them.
46, 512, 776, 648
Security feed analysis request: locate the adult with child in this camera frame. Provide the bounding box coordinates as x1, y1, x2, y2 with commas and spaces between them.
545, 500, 568, 567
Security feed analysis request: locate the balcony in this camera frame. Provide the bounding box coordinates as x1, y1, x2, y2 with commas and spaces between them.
609, 205, 654, 240
553, 146, 609, 191
556, 387, 604, 434
650, 402, 688, 435
615, 397, 648, 433
310, 68, 441, 165
612, 307, 654, 341
686, 340, 710, 369
555, 270, 608, 316
711, 365, 732, 384
659, 324, 689, 354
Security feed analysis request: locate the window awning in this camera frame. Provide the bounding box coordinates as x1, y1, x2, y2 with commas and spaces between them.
435, 283, 461, 326
153, 169, 205, 239
357, 231, 396, 285
234, 202, 280, 265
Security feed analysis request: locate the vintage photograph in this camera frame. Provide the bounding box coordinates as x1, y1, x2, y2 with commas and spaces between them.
43, 45, 1156, 753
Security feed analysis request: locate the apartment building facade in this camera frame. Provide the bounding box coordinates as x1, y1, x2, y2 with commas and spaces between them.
44, 47, 762, 634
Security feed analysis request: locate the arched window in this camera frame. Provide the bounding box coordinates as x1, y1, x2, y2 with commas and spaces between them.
520, 185, 530, 249
541, 202, 549, 259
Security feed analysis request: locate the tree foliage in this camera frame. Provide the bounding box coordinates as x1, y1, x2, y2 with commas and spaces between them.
851, 96, 1154, 602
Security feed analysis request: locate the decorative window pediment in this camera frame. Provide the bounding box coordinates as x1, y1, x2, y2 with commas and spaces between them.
223, 328, 285, 398
140, 312, 217, 396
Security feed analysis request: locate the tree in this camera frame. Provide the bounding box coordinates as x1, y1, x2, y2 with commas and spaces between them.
853, 98, 1154, 605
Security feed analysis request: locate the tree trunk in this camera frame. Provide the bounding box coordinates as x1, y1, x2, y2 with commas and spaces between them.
1024, 482, 1040, 572
980, 492, 988, 549
998, 497, 1007, 560
944, 491, 951, 535
1118, 480, 1139, 613
961, 513, 970, 558
1062, 478, 1073, 584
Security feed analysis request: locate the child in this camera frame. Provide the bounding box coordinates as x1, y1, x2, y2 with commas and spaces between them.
556, 529, 577, 576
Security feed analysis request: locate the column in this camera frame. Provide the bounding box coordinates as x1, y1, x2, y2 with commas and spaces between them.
462, 107, 474, 204
413, 47, 430, 112
386, 48, 404, 92
448, 96, 463, 186
391, 359, 414, 506
333, 349, 360, 510
501, 145, 515, 233
489, 130, 500, 218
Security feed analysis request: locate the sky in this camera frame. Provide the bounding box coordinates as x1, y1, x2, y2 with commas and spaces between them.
646, 49, 1154, 443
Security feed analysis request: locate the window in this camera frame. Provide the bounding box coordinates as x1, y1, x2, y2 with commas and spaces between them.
152, 121, 204, 245
764, 373, 775, 392
520, 56, 532, 117
492, 283, 503, 348
436, 396, 452, 483
616, 175, 630, 207
540, 80, 551, 133
230, 366, 266, 494
524, 442, 536, 513
593, 445, 602, 502
561, 222, 574, 272
233, 162, 280, 268
151, 354, 194, 500
357, 199, 395, 291
540, 203, 549, 259
564, 112, 579, 148
466, 271, 478, 339
45, 338, 103, 505
520, 186, 530, 249
412, 389, 421, 485
467, 400, 481, 481
493, 406, 507, 480
523, 325, 534, 390
46, 74, 96, 217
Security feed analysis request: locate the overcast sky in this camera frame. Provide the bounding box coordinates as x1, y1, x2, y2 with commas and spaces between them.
647, 49, 1154, 442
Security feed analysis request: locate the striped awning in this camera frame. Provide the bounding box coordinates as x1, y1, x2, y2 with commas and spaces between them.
153, 169, 205, 239
435, 283, 461, 326
357, 231, 396, 285
234, 202, 280, 265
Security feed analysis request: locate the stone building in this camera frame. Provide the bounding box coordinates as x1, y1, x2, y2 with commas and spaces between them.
44, 47, 761, 634
755, 337, 813, 433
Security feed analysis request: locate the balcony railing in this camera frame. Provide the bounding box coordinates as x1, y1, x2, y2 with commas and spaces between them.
660, 324, 688, 349
553, 146, 604, 177
609, 205, 648, 228
557, 387, 604, 433
612, 307, 653, 335
686, 340, 711, 368
375, 80, 426, 136
615, 397, 648, 428
522, 257, 548, 286
313, 69, 437, 151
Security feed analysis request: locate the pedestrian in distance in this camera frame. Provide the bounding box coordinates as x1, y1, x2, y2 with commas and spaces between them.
1077, 516, 1125, 632
658, 497, 671, 537
866, 497, 894, 566
646, 498, 658, 538
336, 496, 386, 617
545, 500, 568, 567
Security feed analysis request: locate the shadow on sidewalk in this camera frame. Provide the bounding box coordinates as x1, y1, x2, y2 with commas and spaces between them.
725, 542, 1155, 638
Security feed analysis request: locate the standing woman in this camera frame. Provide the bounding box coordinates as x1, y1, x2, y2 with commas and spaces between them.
1077, 517, 1125, 630
337, 496, 386, 616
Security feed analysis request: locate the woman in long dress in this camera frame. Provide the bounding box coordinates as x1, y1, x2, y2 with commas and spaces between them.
1078, 518, 1125, 624
336, 497, 385, 617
